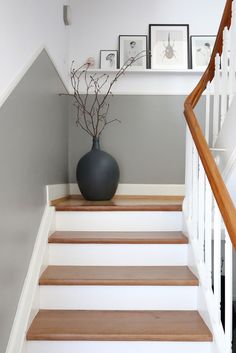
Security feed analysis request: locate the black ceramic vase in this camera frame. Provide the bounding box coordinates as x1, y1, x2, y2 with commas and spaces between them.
76, 137, 120, 201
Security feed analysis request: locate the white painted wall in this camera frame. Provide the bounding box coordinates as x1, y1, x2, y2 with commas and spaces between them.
0, 0, 70, 106
0, 0, 226, 101
69, 0, 225, 68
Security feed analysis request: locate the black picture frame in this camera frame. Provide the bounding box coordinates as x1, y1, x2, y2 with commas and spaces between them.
118, 35, 148, 69
149, 24, 190, 70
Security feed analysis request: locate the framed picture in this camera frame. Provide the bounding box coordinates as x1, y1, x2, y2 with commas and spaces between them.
119, 35, 147, 70
190, 35, 216, 70
100, 50, 118, 69
149, 24, 189, 70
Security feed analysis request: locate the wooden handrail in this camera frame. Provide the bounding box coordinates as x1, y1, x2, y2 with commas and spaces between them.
184, 0, 236, 249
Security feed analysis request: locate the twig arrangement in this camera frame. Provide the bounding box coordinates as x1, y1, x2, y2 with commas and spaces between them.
70, 51, 145, 137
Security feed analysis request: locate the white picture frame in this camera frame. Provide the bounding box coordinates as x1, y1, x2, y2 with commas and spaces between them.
149, 24, 189, 70
100, 50, 118, 70
190, 35, 216, 70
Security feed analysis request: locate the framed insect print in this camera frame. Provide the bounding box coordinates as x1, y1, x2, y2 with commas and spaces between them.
100, 50, 118, 70
119, 35, 147, 70
149, 24, 189, 70
190, 35, 216, 70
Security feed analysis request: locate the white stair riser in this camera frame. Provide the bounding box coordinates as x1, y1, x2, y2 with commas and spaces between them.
49, 244, 188, 266
26, 341, 214, 353
55, 211, 182, 231
39, 285, 198, 310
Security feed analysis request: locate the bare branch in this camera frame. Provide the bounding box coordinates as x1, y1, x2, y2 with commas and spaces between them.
70, 51, 146, 137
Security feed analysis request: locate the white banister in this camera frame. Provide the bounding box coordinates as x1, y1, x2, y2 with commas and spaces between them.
204, 179, 213, 288
229, 1, 236, 105
184, 127, 233, 353
192, 145, 199, 240
185, 128, 193, 221
213, 54, 221, 145
205, 82, 211, 144
198, 160, 205, 263
184, 2, 235, 353
220, 27, 230, 128
225, 229, 233, 352
213, 201, 222, 323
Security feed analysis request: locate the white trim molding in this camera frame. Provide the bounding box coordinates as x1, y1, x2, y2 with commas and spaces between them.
46, 183, 185, 202
5, 205, 55, 353
46, 184, 70, 204
69, 183, 185, 197
0, 45, 69, 110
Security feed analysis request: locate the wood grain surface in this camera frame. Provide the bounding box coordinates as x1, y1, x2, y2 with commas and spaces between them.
39, 266, 198, 286
27, 310, 212, 341
48, 231, 188, 244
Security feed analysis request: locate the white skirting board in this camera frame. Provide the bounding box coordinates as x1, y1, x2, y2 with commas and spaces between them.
5, 205, 55, 353
46, 184, 69, 203
69, 183, 185, 197
26, 341, 215, 353
46, 183, 185, 202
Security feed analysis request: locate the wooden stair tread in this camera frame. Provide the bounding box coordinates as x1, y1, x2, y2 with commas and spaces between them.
27, 310, 212, 341
53, 195, 183, 212
49, 231, 188, 244
39, 266, 198, 286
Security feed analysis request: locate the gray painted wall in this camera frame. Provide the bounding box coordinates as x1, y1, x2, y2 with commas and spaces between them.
0, 50, 68, 353
68, 95, 205, 184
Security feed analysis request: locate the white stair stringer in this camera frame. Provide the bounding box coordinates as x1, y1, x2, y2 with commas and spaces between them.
55, 211, 182, 231
39, 285, 198, 310
27, 341, 215, 353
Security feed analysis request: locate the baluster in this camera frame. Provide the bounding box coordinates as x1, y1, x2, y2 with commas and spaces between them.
205, 82, 211, 144
213, 54, 221, 145
225, 229, 233, 353
198, 160, 205, 263
192, 145, 199, 240
213, 200, 222, 322
185, 128, 193, 221
205, 178, 213, 288
220, 27, 230, 128
229, 0, 236, 105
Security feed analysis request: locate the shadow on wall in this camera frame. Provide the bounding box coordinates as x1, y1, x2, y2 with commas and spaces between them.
0, 50, 68, 353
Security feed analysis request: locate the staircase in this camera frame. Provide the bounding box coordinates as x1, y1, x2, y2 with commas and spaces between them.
26, 196, 213, 353
7, 1, 236, 352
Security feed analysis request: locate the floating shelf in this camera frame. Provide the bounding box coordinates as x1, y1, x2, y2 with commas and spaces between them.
79, 69, 205, 74
67, 69, 205, 95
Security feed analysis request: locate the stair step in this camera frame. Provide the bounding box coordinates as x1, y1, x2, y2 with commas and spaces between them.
53, 195, 183, 212
49, 231, 188, 244
39, 266, 198, 286
55, 211, 182, 232
27, 310, 212, 342
49, 244, 188, 266
26, 341, 214, 353
40, 285, 197, 311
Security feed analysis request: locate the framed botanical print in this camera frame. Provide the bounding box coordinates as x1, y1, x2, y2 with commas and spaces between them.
119, 35, 147, 70
149, 24, 190, 70
190, 35, 216, 70
100, 50, 118, 69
